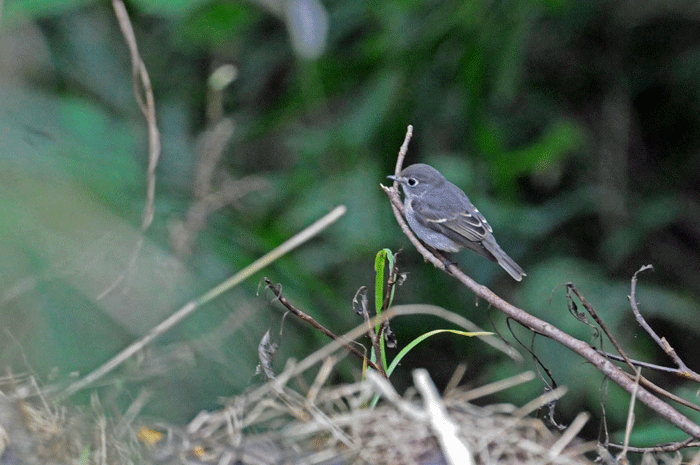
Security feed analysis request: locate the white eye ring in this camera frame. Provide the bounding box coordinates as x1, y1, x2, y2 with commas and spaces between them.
407, 177, 418, 187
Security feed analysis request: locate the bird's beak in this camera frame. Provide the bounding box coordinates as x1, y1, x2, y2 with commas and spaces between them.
387, 174, 400, 182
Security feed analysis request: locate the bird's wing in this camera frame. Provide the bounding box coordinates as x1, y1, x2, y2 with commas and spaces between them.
410, 186, 526, 281
411, 196, 491, 244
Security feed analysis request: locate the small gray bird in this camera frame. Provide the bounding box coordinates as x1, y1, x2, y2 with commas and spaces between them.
388, 163, 526, 281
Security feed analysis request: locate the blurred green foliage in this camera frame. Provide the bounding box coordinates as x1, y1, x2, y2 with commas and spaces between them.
2, 0, 700, 450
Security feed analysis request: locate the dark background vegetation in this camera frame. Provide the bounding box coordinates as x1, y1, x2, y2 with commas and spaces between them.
2, 0, 700, 453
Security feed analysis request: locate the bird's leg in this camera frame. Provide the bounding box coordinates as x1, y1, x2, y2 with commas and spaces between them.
435, 250, 458, 270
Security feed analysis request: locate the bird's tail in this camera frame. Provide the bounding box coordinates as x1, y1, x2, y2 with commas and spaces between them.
483, 238, 526, 281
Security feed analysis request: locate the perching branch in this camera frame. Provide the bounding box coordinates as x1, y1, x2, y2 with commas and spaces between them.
382, 125, 700, 440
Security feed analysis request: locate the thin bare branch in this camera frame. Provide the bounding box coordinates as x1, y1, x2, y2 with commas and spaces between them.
100, 0, 162, 301
567, 283, 638, 375
629, 265, 700, 382
112, 0, 161, 232
263, 278, 385, 375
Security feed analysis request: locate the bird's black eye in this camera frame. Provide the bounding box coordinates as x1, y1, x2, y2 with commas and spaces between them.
407, 177, 418, 187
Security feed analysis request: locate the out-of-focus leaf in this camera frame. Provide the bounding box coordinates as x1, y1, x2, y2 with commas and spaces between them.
177, 2, 257, 48
489, 119, 586, 188
601, 195, 684, 267
340, 71, 402, 148
3, 0, 95, 24
281, 160, 384, 258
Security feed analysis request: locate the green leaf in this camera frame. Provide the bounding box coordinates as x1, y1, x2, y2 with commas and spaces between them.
374, 248, 387, 319
131, 0, 211, 16
372, 248, 394, 370
386, 329, 492, 377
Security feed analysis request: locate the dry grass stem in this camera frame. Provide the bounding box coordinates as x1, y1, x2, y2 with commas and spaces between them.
0, 364, 599, 464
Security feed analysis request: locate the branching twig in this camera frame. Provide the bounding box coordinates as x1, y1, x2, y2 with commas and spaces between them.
629, 265, 700, 382
566, 284, 638, 376
263, 278, 385, 375
383, 125, 700, 440
571, 277, 700, 416
593, 350, 700, 414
